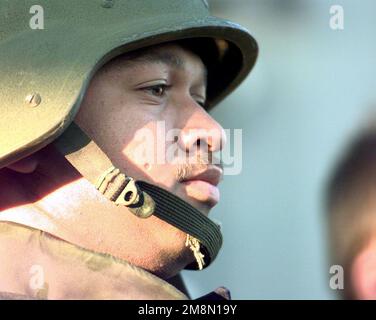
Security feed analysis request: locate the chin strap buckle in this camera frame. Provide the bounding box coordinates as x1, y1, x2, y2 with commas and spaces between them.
96, 166, 155, 219
116, 177, 155, 219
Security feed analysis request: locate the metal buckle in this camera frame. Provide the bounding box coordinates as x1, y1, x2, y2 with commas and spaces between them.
115, 178, 155, 219
115, 177, 138, 206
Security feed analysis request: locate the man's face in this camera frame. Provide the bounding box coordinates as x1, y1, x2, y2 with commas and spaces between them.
75, 43, 226, 216
73, 43, 226, 276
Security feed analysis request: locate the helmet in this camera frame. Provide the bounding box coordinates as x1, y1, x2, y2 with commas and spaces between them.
0, 0, 258, 270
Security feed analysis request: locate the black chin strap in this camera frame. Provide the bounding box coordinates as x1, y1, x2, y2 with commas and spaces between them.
54, 122, 223, 270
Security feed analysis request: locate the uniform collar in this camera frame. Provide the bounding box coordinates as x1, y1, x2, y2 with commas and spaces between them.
0, 221, 188, 300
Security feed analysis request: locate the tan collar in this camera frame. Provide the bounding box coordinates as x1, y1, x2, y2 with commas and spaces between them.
0, 222, 187, 300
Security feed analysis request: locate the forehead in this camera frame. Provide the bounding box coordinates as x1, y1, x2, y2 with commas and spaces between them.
102, 43, 207, 81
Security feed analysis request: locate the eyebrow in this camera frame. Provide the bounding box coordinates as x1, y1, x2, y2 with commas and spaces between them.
141, 51, 186, 69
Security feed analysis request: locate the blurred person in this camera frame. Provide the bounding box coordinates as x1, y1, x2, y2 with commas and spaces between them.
0, 1, 258, 299
326, 125, 376, 299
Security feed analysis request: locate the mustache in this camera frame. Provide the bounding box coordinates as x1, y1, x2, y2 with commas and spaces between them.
175, 154, 223, 182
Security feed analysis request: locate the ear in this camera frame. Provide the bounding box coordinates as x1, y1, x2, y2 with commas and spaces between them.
6, 154, 39, 173
351, 239, 376, 299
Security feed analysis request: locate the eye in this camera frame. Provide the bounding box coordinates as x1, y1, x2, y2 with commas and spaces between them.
143, 84, 170, 97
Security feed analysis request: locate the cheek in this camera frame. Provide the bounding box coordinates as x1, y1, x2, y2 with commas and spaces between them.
120, 122, 180, 188
78, 84, 179, 188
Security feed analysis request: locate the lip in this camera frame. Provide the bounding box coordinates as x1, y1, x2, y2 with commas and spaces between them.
181, 166, 223, 187
180, 166, 223, 207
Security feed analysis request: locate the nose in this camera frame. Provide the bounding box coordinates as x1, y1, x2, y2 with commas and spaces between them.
177, 104, 227, 154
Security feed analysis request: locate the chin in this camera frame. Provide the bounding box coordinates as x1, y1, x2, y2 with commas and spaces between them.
147, 225, 194, 277
173, 184, 211, 216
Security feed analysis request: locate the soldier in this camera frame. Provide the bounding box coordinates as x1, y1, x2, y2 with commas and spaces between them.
0, 0, 258, 299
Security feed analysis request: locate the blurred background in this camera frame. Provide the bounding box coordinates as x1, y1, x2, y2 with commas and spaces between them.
182, 0, 376, 299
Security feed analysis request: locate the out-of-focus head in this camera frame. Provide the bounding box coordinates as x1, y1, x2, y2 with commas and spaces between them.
327, 126, 376, 299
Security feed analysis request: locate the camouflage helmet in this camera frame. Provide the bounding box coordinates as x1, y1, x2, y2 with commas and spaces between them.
0, 0, 258, 270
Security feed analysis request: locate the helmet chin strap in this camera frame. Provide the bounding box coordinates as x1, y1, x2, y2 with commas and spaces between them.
53, 122, 223, 270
